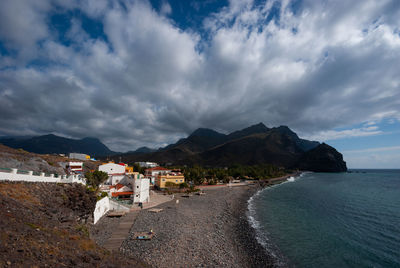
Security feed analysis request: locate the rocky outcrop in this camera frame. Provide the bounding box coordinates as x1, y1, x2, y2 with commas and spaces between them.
297, 143, 348, 172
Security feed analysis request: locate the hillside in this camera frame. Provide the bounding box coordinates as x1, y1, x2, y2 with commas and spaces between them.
0, 134, 115, 156
0, 182, 145, 267
111, 123, 347, 172
0, 144, 100, 175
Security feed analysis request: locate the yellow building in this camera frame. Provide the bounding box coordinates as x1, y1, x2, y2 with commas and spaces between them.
125, 166, 134, 174
156, 174, 185, 189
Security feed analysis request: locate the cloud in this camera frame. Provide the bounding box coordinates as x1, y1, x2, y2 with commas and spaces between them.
342, 146, 400, 169
160, 1, 172, 16
302, 126, 383, 141
1, 0, 400, 151
343, 145, 400, 154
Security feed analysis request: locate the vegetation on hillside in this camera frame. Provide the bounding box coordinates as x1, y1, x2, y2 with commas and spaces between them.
84, 171, 108, 191
181, 164, 287, 185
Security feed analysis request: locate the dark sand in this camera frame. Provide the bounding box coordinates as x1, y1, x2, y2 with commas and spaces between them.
121, 184, 278, 267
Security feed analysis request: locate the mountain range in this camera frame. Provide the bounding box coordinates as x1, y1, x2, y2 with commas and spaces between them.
0, 123, 347, 172
116, 123, 347, 172
0, 134, 115, 156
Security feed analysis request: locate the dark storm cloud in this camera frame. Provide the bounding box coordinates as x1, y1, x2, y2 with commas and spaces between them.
1, 0, 400, 151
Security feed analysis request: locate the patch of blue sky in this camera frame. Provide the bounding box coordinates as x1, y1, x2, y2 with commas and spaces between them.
150, 0, 228, 31
0, 41, 14, 57
326, 119, 400, 152
48, 9, 108, 47
265, 0, 281, 25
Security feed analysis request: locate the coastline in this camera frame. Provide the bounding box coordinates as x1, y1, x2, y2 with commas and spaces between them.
117, 174, 298, 267
91, 174, 299, 267
120, 184, 277, 267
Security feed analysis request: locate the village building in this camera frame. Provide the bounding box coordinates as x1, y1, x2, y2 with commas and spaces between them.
156, 174, 185, 189
98, 162, 126, 185
69, 153, 90, 161
133, 178, 150, 203
145, 166, 171, 184
66, 162, 83, 174
136, 162, 158, 168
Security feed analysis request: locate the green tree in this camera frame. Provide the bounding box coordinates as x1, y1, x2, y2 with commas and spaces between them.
85, 171, 109, 191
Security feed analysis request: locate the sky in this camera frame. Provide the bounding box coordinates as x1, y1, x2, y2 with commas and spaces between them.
0, 0, 399, 168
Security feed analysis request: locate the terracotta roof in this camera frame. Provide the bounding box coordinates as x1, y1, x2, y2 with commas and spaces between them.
111, 191, 133, 197
110, 183, 125, 190
145, 166, 170, 171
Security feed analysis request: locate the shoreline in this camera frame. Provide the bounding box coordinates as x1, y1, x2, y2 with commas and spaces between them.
245, 173, 303, 267
121, 184, 277, 267
92, 173, 300, 267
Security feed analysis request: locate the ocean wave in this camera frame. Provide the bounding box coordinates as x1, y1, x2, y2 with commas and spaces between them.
287, 176, 295, 182
246, 188, 284, 265
246, 172, 308, 266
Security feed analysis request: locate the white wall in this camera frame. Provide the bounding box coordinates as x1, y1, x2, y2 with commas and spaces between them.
105, 175, 125, 185
94, 196, 110, 224
99, 163, 125, 175
0, 169, 85, 185
69, 153, 88, 161
93, 196, 130, 224
133, 178, 150, 203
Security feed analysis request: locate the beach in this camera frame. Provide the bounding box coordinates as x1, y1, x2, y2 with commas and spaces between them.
119, 184, 278, 267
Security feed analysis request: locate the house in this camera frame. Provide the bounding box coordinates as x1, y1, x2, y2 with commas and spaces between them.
108, 177, 150, 203
66, 162, 83, 174
110, 183, 133, 199
145, 166, 171, 184
136, 162, 158, 168
98, 162, 126, 185
133, 178, 150, 203
69, 153, 90, 161
156, 174, 185, 189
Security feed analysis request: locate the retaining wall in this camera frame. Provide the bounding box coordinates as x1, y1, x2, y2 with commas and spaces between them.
0, 168, 85, 185
93, 196, 130, 224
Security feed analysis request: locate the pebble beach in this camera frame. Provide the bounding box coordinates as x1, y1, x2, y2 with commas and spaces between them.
120, 184, 277, 267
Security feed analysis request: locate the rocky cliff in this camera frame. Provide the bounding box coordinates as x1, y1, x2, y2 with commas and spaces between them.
297, 143, 347, 172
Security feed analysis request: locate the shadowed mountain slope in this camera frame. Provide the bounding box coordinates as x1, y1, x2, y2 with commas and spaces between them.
0, 134, 115, 156
113, 123, 346, 172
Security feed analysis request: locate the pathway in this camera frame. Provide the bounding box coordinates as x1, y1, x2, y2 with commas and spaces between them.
103, 191, 174, 251
103, 211, 139, 251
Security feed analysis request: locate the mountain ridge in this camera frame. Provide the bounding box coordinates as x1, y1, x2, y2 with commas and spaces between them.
0, 134, 115, 156
114, 123, 346, 172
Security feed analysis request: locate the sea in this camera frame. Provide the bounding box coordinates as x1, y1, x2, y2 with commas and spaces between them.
248, 170, 400, 268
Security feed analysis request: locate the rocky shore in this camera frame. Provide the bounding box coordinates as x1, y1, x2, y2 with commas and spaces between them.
121, 184, 278, 267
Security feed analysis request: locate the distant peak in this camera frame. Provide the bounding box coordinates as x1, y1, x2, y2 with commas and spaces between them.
189, 128, 224, 137
275, 125, 294, 132
247, 122, 269, 130
41, 134, 57, 137
81, 137, 101, 142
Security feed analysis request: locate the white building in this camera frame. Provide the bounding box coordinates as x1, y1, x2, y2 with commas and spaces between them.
144, 166, 171, 184
69, 153, 90, 161
66, 162, 83, 174
136, 162, 158, 168
133, 178, 150, 203
98, 162, 126, 185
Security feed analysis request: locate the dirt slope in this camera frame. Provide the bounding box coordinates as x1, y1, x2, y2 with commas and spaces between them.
0, 182, 146, 267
